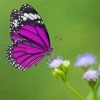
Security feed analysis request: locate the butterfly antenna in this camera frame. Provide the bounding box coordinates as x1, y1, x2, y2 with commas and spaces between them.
52, 35, 58, 46
53, 38, 62, 48
52, 33, 63, 47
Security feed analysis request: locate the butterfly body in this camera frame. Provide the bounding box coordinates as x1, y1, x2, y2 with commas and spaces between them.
7, 4, 53, 70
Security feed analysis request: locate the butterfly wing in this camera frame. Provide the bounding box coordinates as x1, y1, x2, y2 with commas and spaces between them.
10, 9, 23, 41
6, 39, 46, 70
7, 4, 52, 70
10, 4, 50, 49
19, 4, 50, 48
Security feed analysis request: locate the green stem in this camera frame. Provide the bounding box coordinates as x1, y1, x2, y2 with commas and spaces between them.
64, 81, 85, 100
95, 78, 100, 90
91, 88, 97, 100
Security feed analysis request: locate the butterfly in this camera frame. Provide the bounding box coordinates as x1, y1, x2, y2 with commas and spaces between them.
6, 4, 53, 70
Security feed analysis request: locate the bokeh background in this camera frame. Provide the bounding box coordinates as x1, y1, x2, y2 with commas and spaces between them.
0, 0, 100, 100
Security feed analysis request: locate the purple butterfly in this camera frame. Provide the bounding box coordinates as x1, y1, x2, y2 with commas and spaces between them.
6, 4, 53, 70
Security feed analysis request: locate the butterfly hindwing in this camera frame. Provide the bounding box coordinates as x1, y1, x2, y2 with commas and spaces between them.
6, 39, 45, 70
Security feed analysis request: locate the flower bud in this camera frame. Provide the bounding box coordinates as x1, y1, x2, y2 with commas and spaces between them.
61, 60, 70, 74
52, 68, 66, 81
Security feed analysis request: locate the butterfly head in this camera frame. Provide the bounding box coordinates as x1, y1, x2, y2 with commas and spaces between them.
47, 48, 53, 55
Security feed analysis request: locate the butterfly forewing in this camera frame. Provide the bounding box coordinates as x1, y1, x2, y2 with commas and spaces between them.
10, 10, 23, 41
6, 39, 46, 70
17, 4, 50, 48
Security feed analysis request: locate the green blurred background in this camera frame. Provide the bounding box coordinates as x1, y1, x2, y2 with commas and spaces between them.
0, 0, 100, 100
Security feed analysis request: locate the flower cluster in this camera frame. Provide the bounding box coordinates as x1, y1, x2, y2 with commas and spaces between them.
47, 56, 64, 69
75, 53, 96, 67
47, 53, 100, 99
47, 56, 70, 81
47, 53, 100, 82
75, 53, 100, 88
83, 69, 99, 81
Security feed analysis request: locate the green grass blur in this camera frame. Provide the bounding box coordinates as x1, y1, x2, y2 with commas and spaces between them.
0, 0, 100, 100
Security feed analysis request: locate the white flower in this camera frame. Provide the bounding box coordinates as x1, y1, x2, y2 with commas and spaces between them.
83, 69, 100, 81
75, 53, 96, 67
47, 56, 63, 69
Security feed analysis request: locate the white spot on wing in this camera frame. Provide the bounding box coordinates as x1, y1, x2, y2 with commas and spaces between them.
22, 13, 41, 21
13, 19, 18, 27
21, 16, 27, 21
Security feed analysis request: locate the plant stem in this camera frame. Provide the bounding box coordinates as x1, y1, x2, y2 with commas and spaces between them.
95, 78, 100, 90
91, 88, 97, 100
64, 81, 85, 100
